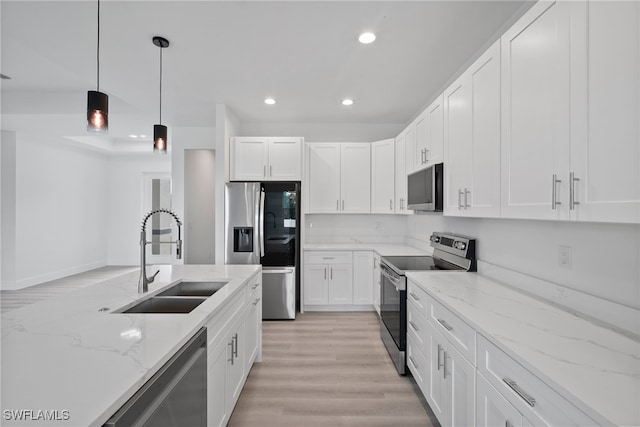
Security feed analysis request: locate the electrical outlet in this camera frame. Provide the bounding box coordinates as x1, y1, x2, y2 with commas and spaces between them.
558, 245, 572, 269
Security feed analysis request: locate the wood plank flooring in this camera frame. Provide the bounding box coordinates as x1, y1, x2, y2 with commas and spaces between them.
229, 312, 437, 427
0, 266, 137, 314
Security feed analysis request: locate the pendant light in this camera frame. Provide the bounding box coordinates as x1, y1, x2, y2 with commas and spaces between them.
153, 36, 170, 154
87, 0, 109, 133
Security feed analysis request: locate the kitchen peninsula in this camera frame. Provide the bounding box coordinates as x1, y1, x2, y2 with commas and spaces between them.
1, 264, 261, 426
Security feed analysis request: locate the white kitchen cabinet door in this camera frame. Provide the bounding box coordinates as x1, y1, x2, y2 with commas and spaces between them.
570, 1, 640, 223
245, 293, 261, 372
371, 139, 396, 214
404, 125, 417, 174
446, 343, 475, 427
327, 264, 353, 305
268, 137, 302, 181
444, 74, 472, 216
225, 315, 245, 415
428, 323, 448, 423
341, 143, 371, 213
231, 137, 268, 181
414, 111, 429, 169
477, 373, 525, 427
307, 143, 341, 213
394, 135, 409, 214
303, 264, 329, 305
353, 251, 373, 305
207, 339, 228, 427
426, 94, 444, 166
469, 40, 501, 218
500, 1, 572, 220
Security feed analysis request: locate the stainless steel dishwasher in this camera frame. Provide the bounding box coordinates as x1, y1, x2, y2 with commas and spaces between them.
104, 328, 207, 427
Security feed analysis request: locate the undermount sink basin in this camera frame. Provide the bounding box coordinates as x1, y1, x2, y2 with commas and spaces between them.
157, 281, 227, 297
120, 296, 206, 314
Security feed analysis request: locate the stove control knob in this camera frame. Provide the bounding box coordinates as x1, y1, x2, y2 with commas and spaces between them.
454, 241, 466, 250
430, 235, 441, 243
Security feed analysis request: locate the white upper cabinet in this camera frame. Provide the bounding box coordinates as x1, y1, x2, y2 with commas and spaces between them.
394, 134, 411, 214
500, 1, 573, 220
426, 94, 444, 166
341, 143, 372, 213
371, 138, 396, 214
413, 111, 428, 171
444, 40, 501, 217
570, 1, 640, 223
231, 137, 302, 181
306, 142, 370, 214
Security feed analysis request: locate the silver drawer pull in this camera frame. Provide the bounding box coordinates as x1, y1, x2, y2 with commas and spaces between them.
437, 318, 453, 332
503, 378, 536, 407
253, 297, 261, 305
409, 292, 420, 301
506, 420, 514, 427
322, 257, 334, 260
408, 356, 419, 369
409, 321, 419, 332
251, 283, 260, 290
437, 344, 444, 371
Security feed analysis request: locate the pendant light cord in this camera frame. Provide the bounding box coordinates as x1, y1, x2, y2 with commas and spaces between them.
97, 0, 100, 92
159, 46, 163, 125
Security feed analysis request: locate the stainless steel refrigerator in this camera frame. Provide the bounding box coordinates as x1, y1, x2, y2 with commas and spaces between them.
224, 182, 299, 320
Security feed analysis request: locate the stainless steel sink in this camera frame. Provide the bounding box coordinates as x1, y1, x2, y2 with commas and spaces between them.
157, 281, 227, 297
120, 296, 207, 314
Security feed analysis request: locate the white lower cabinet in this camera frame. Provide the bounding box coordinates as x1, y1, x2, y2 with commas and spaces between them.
206, 273, 262, 427
353, 251, 374, 305
477, 372, 533, 427
303, 251, 353, 308
327, 264, 353, 305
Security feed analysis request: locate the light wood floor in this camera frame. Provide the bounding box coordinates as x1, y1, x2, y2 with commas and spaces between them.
229, 312, 437, 427
0, 266, 138, 314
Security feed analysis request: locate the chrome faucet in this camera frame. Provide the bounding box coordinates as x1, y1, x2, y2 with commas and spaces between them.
139, 209, 182, 293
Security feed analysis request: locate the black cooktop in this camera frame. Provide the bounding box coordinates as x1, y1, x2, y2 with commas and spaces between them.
381, 255, 462, 274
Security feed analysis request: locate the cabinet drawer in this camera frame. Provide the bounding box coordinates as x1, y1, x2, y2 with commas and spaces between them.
477, 335, 598, 427
247, 275, 262, 301
407, 280, 429, 313
304, 251, 353, 265
407, 297, 430, 354
407, 333, 429, 397
427, 296, 476, 365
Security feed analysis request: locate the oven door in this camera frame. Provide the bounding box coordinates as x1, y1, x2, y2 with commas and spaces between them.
380, 264, 407, 371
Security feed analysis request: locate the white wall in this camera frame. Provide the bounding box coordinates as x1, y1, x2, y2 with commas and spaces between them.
1, 130, 17, 288
171, 126, 216, 263
8, 135, 109, 289
184, 149, 215, 264
305, 214, 405, 244
406, 214, 640, 333
107, 155, 171, 265
239, 122, 403, 143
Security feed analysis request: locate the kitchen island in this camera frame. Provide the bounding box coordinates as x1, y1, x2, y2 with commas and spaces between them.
1, 264, 261, 426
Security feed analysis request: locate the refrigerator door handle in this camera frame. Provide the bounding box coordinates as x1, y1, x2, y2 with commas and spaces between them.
259, 189, 265, 258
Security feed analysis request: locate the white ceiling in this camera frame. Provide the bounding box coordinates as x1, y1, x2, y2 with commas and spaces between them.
1, 1, 530, 144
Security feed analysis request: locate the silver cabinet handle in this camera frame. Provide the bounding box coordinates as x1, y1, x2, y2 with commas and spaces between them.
458, 189, 464, 209
252, 283, 260, 290
409, 292, 420, 301
464, 188, 470, 209
409, 321, 419, 332
552, 174, 562, 209
342, 200, 345, 210
570, 172, 580, 210
337, 200, 339, 211
330, 268, 333, 280
437, 318, 453, 332
233, 333, 239, 358
253, 297, 261, 305
228, 341, 234, 365
322, 257, 334, 260
390, 199, 393, 211
506, 420, 514, 427
270, 165, 273, 176
443, 351, 450, 379
437, 344, 444, 371
503, 378, 536, 407
408, 355, 419, 369
324, 268, 327, 280
425, 148, 429, 163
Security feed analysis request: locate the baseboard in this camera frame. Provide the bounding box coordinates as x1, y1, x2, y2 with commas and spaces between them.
303, 304, 375, 312
8, 261, 107, 290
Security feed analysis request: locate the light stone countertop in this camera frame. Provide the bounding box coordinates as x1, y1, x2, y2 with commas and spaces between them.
0, 264, 261, 427
406, 271, 640, 427
304, 242, 429, 257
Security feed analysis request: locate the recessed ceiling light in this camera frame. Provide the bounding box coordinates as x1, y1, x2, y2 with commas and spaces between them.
264, 98, 276, 105
129, 134, 138, 138
342, 99, 354, 106
139, 134, 147, 138
358, 32, 376, 44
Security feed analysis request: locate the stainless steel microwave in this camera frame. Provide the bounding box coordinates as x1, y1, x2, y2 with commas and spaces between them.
407, 163, 444, 211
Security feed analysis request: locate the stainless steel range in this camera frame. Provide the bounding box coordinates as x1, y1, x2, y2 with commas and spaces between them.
380, 232, 476, 375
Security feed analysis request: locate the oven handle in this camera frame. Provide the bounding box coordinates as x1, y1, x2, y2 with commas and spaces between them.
381, 267, 406, 291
